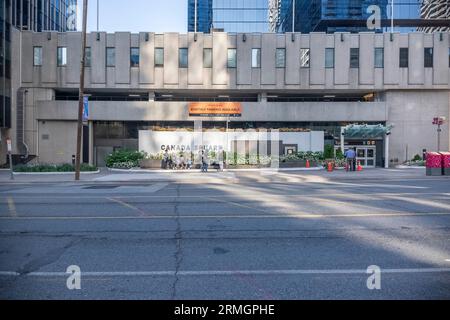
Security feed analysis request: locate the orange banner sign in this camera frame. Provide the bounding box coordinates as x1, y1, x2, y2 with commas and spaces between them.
189, 102, 242, 117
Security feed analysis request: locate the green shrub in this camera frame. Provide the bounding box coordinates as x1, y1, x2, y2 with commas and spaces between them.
323, 144, 335, 159
105, 149, 146, 168
412, 154, 422, 162
13, 164, 97, 172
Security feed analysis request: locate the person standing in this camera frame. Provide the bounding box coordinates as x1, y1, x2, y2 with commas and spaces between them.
344, 148, 356, 172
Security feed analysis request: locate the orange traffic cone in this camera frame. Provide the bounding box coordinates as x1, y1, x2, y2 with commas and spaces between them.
357, 161, 363, 172
306, 160, 310, 168
327, 162, 333, 172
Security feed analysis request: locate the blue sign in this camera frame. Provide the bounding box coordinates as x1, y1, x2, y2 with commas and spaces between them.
83, 96, 89, 122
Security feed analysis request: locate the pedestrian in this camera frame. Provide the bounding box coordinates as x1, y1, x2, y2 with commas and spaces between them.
162, 150, 169, 169
344, 148, 356, 172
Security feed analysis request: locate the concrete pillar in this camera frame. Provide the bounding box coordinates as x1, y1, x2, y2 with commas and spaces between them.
89, 121, 94, 166
385, 134, 390, 169
340, 127, 345, 153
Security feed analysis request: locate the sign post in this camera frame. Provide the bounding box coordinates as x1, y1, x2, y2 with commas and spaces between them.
7, 138, 13, 180
433, 117, 446, 152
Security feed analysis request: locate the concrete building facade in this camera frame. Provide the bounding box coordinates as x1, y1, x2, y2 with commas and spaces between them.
2, 30, 450, 167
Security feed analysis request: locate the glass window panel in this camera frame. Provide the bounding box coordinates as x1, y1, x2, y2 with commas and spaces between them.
325, 48, 334, 68
106, 47, 115, 67
33, 47, 42, 66
155, 48, 164, 67
276, 48, 286, 68
424, 48, 433, 68
57, 47, 67, 66
227, 48, 236, 68
130, 47, 139, 67
300, 48, 310, 67
374, 47, 384, 68
85, 47, 91, 67
350, 48, 359, 68
203, 48, 212, 68
179, 48, 188, 68
399, 48, 408, 68
252, 48, 260, 68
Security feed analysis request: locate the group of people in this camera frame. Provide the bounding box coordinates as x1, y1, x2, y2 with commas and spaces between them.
162, 151, 192, 170
344, 147, 358, 172
162, 150, 220, 172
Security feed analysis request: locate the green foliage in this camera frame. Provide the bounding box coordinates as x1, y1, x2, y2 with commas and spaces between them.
412, 154, 422, 162
14, 164, 97, 172
105, 149, 146, 168
323, 144, 335, 159
335, 148, 344, 160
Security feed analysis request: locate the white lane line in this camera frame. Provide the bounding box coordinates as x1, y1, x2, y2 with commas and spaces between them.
7, 197, 17, 217
1, 192, 449, 200
1, 268, 450, 278
1, 212, 450, 220
107, 197, 147, 216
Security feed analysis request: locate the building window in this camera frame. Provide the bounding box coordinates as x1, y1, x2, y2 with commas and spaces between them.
106, 48, 115, 67
399, 48, 408, 68
374, 48, 384, 68
179, 48, 188, 68
57, 47, 67, 66
155, 48, 164, 67
325, 48, 334, 68
130, 48, 140, 67
227, 49, 237, 68
203, 48, 212, 68
85, 47, 91, 67
350, 48, 359, 68
276, 48, 286, 68
300, 48, 310, 67
424, 48, 433, 68
252, 48, 261, 68
33, 47, 42, 66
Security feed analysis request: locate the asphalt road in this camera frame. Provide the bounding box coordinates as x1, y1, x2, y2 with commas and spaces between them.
0, 170, 449, 299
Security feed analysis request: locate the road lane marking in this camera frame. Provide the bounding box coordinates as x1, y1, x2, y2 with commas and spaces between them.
107, 197, 148, 216
7, 197, 17, 217
206, 197, 272, 214
1, 268, 450, 278
1, 212, 450, 220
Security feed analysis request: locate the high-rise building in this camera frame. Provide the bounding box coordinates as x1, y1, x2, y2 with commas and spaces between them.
277, 0, 450, 33
1, 0, 77, 163
188, 0, 270, 33
188, 0, 213, 33
418, 0, 450, 32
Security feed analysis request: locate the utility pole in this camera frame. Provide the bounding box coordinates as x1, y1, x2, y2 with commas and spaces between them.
292, 0, 295, 33
97, 0, 99, 31
75, 0, 88, 181
391, 0, 394, 33
194, 0, 198, 33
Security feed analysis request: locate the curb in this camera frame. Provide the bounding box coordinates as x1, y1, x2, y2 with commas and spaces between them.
12, 170, 101, 175
108, 167, 325, 173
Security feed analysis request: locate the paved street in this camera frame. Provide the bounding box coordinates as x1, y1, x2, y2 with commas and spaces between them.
0, 168, 449, 299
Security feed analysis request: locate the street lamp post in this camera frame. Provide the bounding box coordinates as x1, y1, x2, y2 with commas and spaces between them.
433, 116, 446, 152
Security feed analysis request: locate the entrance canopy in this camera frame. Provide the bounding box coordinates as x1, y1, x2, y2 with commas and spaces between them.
342, 124, 393, 139
340, 124, 394, 169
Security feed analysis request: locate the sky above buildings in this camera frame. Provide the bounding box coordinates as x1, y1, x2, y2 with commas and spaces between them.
77, 0, 188, 33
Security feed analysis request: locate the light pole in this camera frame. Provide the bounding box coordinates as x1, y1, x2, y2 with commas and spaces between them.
75, 0, 88, 181
433, 116, 446, 152
292, 0, 295, 33
194, 0, 198, 33
97, 0, 99, 32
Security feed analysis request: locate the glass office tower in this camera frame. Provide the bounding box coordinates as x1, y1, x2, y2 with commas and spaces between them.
1, 0, 77, 131
188, 0, 213, 33
277, 0, 450, 33
188, 0, 270, 33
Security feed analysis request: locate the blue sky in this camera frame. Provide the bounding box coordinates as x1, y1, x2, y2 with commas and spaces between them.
77, 0, 187, 33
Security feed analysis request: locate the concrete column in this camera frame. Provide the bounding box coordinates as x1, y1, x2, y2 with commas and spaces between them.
89, 121, 94, 166
340, 127, 345, 153
385, 134, 390, 169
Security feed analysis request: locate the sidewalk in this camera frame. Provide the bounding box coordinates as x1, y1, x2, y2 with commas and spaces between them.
0, 166, 444, 185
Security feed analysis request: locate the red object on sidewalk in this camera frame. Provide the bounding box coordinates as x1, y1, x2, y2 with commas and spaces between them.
357, 161, 363, 172
306, 160, 310, 168
440, 152, 450, 168
426, 152, 442, 168
327, 162, 333, 172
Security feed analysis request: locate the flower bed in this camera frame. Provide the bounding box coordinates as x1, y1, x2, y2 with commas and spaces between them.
14, 163, 98, 173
